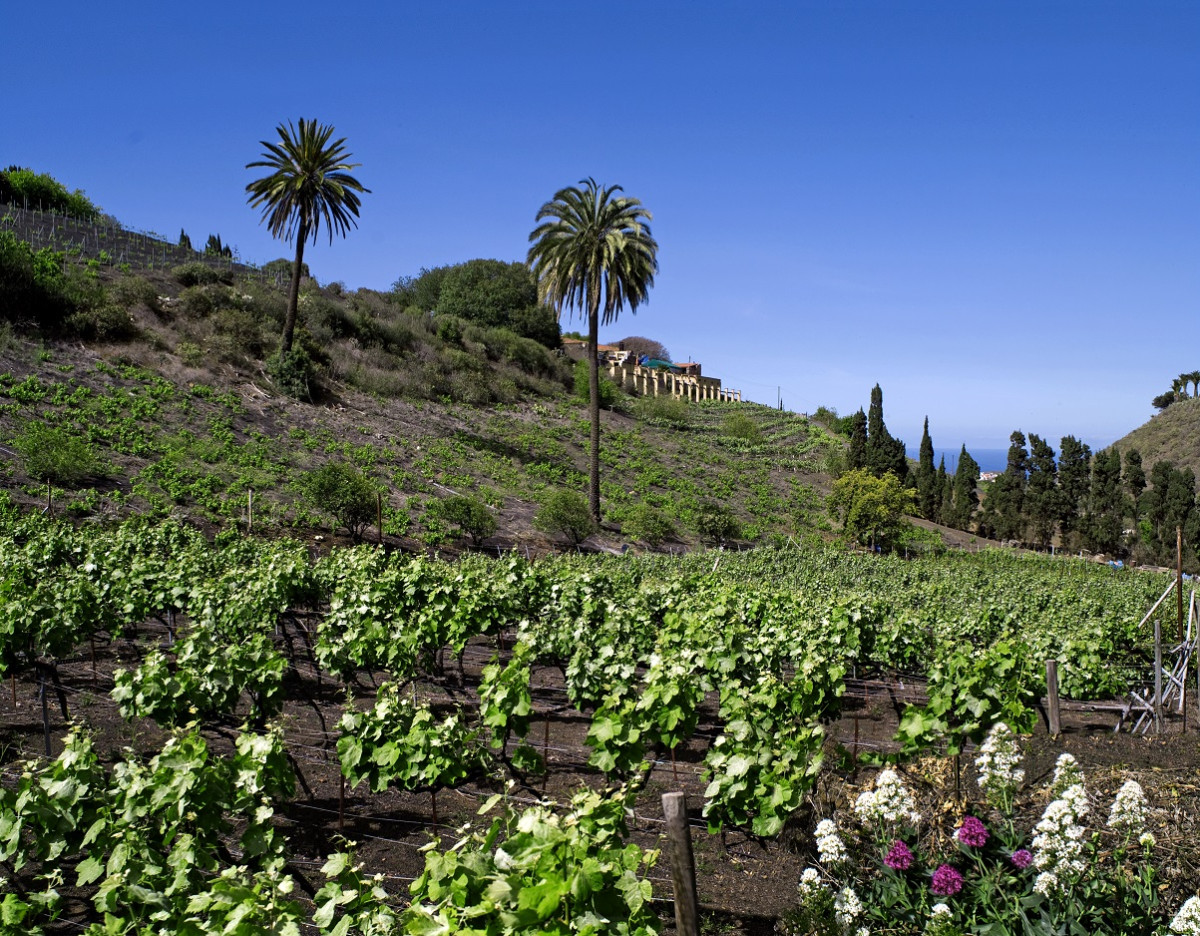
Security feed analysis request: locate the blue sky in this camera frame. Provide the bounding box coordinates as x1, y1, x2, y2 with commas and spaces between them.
8, 1, 1198, 453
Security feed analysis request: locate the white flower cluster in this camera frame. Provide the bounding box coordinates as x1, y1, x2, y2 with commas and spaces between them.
798, 866, 822, 896
1030, 781, 1089, 897
1107, 780, 1147, 832
854, 769, 921, 827
815, 818, 849, 865
974, 723, 1024, 804
1051, 752, 1084, 794
1171, 896, 1200, 935
1139, 831, 1156, 849
924, 902, 955, 935
834, 886, 864, 927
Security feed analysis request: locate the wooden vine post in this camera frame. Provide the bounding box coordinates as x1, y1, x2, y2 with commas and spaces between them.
377, 492, 384, 547
662, 792, 699, 936
1045, 660, 1061, 738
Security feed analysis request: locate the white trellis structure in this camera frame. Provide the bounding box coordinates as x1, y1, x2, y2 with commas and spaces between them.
1116, 578, 1198, 734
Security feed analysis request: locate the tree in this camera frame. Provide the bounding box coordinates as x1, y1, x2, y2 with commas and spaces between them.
1057, 435, 1092, 544
527, 178, 658, 522
1152, 390, 1177, 412
827, 468, 916, 550
847, 409, 868, 472
534, 490, 598, 547
1124, 449, 1146, 520
246, 118, 369, 358
1189, 371, 1200, 398
300, 461, 380, 541
935, 456, 949, 525
916, 417, 937, 520
1082, 446, 1126, 555
615, 336, 670, 362
864, 384, 908, 484
947, 446, 980, 531
989, 431, 1029, 542
1025, 434, 1059, 549
178, 229, 192, 251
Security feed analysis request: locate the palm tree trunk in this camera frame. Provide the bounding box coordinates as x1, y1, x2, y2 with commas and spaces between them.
587, 298, 602, 523
281, 224, 308, 356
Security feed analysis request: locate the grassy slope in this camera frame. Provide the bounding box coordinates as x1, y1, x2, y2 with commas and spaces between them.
0, 325, 840, 552
1109, 396, 1200, 475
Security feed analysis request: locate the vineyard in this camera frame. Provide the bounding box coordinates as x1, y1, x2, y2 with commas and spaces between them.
1, 508, 1197, 934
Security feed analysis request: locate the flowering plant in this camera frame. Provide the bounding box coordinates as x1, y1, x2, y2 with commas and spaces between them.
781, 725, 1177, 935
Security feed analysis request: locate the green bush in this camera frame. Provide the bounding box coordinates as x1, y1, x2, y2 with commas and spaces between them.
298, 461, 379, 541
107, 275, 161, 314
429, 495, 497, 545
0, 167, 100, 220
0, 231, 67, 327
12, 421, 104, 486
534, 490, 598, 547
64, 301, 136, 341
721, 411, 762, 442
266, 346, 317, 401
694, 501, 740, 545
635, 394, 691, 428
171, 262, 227, 287
573, 362, 621, 408
621, 503, 676, 547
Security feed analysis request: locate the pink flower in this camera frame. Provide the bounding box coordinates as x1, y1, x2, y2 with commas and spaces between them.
885, 840, 914, 871
931, 864, 964, 897
954, 815, 989, 848
1011, 849, 1033, 869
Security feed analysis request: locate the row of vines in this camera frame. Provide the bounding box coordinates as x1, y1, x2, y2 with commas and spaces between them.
0, 506, 1173, 934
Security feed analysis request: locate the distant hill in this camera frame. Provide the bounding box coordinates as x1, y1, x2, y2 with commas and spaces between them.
1109, 396, 1200, 474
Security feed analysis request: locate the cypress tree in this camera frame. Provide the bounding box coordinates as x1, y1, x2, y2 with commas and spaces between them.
949, 445, 980, 530
1057, 435, 1092, 545
864, 384, 908, 484
1124, 449, 1146, 519
847, 409, 868, 471
917, 417, 937, 519
1082, 446, 1125, 555
1025, 434, 1059, 550
937, 456, 952, 524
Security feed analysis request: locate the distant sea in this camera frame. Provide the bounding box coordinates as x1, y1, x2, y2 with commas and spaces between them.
905, 447, 1009, 474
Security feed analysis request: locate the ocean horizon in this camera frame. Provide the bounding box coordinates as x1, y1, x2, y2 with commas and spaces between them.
906, 447, 1010, 474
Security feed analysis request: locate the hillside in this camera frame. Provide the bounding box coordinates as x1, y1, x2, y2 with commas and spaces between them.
0, 291, 842, 553
1110, 395, 1200, 475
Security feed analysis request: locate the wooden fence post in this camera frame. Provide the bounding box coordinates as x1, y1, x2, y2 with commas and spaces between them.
1045, 660, 1061, 737
662, 792, 699, 936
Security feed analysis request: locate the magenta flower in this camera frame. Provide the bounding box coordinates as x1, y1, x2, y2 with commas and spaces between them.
931, 864, 964, 897
885, 840, 914, 871
1011, 849, 1033, 869
954, 815, 989, 848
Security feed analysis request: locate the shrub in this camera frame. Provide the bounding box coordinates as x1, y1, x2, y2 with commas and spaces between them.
429, 495, 497, 546
694, 501, 740, 545
64, 301, 136, 341
534, 490, 597, 547
11, 421, 104, 486
171, 262, 226, 287
721, 411, 762, 442
107, 275, 161, 314
0, 167, 100, 220
266, 346, 317, 401
298, 461, 379, 541
574, 362, 621, 408
621, 503, 676, 547
635, 394, 691, 428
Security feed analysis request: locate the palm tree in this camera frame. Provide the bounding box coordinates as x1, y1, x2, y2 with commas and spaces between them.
1177, 373, 1192, 400
246, 118, 369, 357
1172, 376, 1186, 401
527, 178, 658, 522
1188, 370, 1200, 398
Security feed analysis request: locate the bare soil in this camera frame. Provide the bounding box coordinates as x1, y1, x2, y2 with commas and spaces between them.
5, 617, 1200, 934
